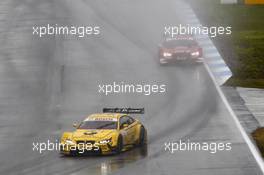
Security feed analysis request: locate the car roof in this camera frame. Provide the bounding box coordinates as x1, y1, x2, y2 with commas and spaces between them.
84, 113, 127, 122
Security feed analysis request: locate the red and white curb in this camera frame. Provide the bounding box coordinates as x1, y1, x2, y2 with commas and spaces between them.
176, 1, 232, 86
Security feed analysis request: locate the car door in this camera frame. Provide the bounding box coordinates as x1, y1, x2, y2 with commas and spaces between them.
126, 116, 137, 143
119, 116, 134, 145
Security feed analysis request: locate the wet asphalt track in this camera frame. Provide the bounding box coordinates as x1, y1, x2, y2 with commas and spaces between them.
0, 0, 262, 174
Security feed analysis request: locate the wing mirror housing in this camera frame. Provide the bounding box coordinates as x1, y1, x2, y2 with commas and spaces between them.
73, 122, 78, 128
121, 123, 129, 129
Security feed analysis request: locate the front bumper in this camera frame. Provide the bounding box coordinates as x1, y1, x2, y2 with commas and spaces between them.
159, 56, 203, 64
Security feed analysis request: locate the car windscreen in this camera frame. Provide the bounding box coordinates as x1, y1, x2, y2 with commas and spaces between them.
163, 40, 196, 48
78, 121, 117, 129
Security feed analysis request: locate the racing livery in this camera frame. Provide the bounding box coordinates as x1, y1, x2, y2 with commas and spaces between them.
159, 35, 203, 65
60, 108, 147, 155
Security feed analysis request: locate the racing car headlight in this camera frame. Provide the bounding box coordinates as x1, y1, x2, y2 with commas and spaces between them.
65, 139, 75, 145
163, 52, 172, 57
99, 138, 112, 144
191, 51, 200, 57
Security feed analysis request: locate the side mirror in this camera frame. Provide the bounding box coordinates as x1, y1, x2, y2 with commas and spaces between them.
73, 122, 78, 128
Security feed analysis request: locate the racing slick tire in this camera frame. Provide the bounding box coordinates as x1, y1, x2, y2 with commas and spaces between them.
116, 135, 123, 154
138, 126, 147, 147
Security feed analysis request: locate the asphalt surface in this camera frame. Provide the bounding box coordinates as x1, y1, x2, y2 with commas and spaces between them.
0, 0, 262, 174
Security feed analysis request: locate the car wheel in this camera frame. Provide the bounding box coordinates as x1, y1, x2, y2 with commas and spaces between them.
138, 126, 146, 146
116, 135, 123, 154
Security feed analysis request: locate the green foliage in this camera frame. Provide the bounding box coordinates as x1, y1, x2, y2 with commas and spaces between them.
252, 128, 264, 157
233, 31, 264, 79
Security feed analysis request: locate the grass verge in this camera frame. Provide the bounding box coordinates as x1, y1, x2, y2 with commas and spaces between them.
188, 0, 264, 88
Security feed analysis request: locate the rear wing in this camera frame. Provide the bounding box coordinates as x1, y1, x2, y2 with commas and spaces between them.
103, 108, 144, 114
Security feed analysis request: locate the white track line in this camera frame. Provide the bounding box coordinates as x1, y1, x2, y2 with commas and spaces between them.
204, 62, 264, 173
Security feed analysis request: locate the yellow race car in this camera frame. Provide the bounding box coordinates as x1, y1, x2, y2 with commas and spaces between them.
60, 108, 147, 155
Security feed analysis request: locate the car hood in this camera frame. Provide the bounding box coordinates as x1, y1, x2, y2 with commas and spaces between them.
72, 129, 115, 140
